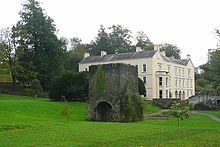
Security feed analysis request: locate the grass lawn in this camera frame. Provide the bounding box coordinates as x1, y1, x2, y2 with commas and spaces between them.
202, 110, 220, 118
143, 103, 161, 113
0, 94, 220, 146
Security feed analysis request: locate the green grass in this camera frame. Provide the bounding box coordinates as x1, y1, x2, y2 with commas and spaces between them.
0, 94, 220, 146
202, 110, 220, 118
143, 103, 161, 113
0, 63, 12, 82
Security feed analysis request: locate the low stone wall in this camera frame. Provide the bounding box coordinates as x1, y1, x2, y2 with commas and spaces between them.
189, 92, 220, 110
152, 98, 182, 109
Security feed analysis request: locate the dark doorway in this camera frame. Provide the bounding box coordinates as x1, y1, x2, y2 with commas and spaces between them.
95, 102, 112, 121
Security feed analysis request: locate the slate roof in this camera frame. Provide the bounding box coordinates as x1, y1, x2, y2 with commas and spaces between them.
79, 50, 190, 66
79, 50, 157, 64
162, 56, 189, 65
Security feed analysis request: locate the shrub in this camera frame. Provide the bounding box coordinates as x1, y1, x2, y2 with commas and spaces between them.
49, 72, 89, 101
138, 78, 146, 96
123, 93, 144, 122
30, 79, 43, 98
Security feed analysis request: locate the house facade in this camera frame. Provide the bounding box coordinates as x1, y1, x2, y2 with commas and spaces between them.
79, 46, 195, 100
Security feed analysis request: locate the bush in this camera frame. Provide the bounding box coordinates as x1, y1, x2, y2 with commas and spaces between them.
123, 93, 144, 122
49, 72, 89, 101
138, 78, 146, 96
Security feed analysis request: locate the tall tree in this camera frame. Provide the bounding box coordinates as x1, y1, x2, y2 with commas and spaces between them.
90, 25, 133, 55
160, 43, 181, 59
136, 31, 154, 50
64, 37, 88, 71
0, 27, 18, 86
15, 0, 66, 89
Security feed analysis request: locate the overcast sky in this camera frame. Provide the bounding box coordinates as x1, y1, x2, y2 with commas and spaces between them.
1, 0, 220, 67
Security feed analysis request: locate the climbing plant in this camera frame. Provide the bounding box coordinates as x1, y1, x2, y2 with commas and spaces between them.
93, 65, 107, 98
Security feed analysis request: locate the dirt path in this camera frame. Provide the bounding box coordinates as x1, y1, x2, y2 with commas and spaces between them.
191, 111, 220, 123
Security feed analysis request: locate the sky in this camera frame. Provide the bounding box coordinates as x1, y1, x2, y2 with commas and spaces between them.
1, 0, 220, 67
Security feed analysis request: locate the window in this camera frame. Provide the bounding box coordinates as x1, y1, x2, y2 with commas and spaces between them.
188, 70, 191, 78
190, 80, 193, 88
183, 80, 185, 87
85, 68, 88, 71
179, 68, 181, 76
159, 90, 163, 98
175, 67, 177, 76
166, 90, 169, 98
143, 64, 146, 72
187, 80, 189, 88
182, 69, 184, 77
168, 66, 171, 73
143, 77, 146, 84
175, 79, 178, 87
166, 77, 168, 86
159, 77, 163, 86
179, 80, 181, 88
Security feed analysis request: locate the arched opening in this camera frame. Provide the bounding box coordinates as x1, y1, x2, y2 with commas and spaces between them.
182, 91, 185, 100
179, 91, 182, 99
95, 101, 112, 121
175, 91, 178, 98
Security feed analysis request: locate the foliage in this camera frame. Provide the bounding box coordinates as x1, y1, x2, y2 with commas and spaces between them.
0, 27, 18, 85
64, 37, 89, 72
123, 93, 144, 121
29, 79, 43, 98
136, 31, 153, 50
49, 72, 89, 101
1, 94, 220, 146
90, 25, 133, 55
196, 49, 220, 93
164, 103, 190, 127
93, 65, 107, 98
160, 43, 181, 59
138, 78, 146, 96
14, 0, 66, 89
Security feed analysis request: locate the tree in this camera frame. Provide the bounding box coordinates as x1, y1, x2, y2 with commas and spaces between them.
30, 79, 43, 98
0, 27, 18, 86
90, 25, 133, 55
164, 103, 190, 127
49, 72, 89, 101
136, 31, 154, 50
160, 43, 181, 59
15, 0, 66, 89
64, 37, 89, 72
138, 78, 146, 96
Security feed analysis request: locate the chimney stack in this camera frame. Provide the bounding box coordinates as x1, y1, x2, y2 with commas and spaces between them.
84, 53, 90, 58
136, 47, 143, 52
101, 51, 107, 56
187, 54, 191, 60
154, 44, 160, 51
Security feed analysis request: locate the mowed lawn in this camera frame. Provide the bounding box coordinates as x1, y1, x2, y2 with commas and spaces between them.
0, 94, 220, 146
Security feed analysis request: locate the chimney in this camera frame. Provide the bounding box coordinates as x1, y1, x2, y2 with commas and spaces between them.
160, 51, 166, 57
154, 44, 160, 51
101, 51, 107, 56
187, 54, 191, 60
136, 47, 143, 52
84, 52, 90, 58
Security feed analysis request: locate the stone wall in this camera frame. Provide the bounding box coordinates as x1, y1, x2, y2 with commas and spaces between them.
189, 92, 220, 110
151, 98, 182, 109
87, 63, 143, 122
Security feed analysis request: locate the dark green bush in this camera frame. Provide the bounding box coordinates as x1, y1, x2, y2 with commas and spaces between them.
49, 72, 89, 101
138, 78, 146, 96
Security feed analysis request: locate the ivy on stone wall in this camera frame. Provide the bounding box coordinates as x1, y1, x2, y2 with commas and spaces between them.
93, 65, 107, 98
123, 93, 144, 121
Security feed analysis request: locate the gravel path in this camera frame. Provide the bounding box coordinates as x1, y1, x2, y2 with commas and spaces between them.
191, 111, 220, 123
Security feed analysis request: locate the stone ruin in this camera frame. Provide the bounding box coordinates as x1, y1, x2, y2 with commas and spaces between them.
87, 63, 143, 122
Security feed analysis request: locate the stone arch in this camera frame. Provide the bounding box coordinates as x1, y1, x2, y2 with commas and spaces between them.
179, 91, 182, 99
175, 91, 178, 98
95, 101, 113, 121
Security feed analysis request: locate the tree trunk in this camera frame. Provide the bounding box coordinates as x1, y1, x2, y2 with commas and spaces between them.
177, 119, 180, 127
